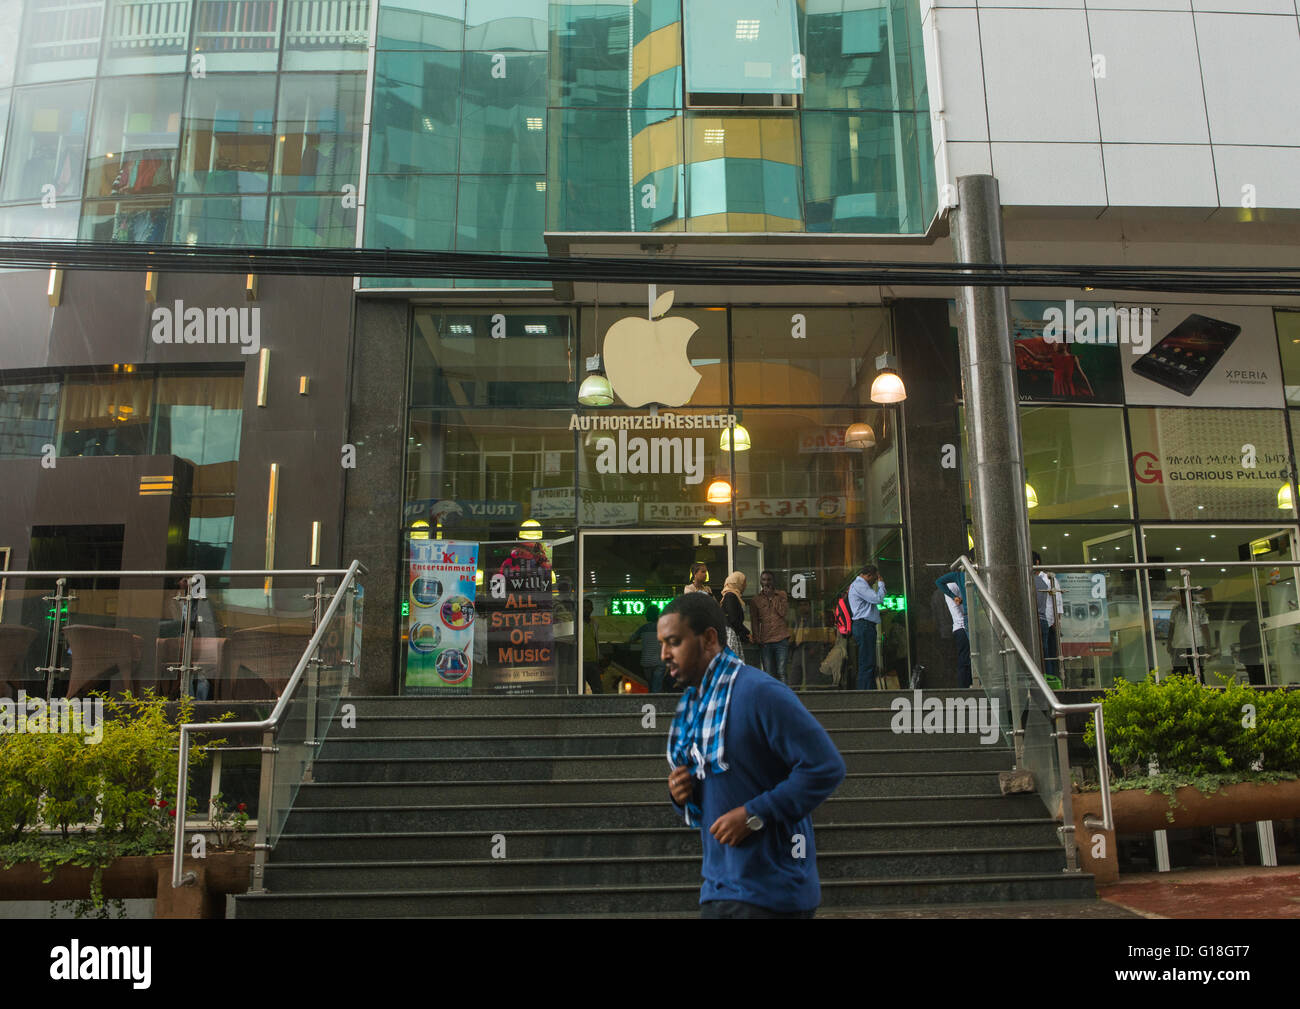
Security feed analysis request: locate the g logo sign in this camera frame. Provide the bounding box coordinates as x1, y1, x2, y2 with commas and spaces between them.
1133, 452, 1162, 485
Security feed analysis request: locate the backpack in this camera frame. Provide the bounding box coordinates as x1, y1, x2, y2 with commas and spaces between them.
833, 595, 853, 637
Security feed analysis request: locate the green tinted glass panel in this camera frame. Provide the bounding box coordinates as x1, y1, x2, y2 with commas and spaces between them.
371, 51, 461, 174
550, 1, 631, 107
274, 73, 365, 193
364, 173, 456, 249
1020, 406, 1134, 519
465, 0, 546, 50
803, 1, 904, 111
0, 379, 59, 460
547, 108, 630, 232
633, 0, 680, 39
268, 195, 357, 246
459, 52, 546, 174
683, 0, 801, 95
172, 195, 268, 245
455, 174, 545, 252
378, 0, 465, 50
802, 110, 928, 234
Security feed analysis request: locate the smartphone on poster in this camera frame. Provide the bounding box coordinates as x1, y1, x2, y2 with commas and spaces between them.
1129, 314, 1242, 397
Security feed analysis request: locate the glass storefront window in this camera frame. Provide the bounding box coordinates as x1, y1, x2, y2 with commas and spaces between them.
1128, 407, 1295, 522
84, 75, 183, 200
580, 302, 728, 407
273, 72, 365, 192
801, 0, 921, 112
1021, 405, 1133, 519
17, 0, 105, 84
1276, 310, 1300, 406
733, 407, 900, 526
172, 194, 267, 244
80, 196, 171, 241
0, 199, 80, 238
0, 0, 19, 88
378, 0, 465, 51
550, 0, 631, 108
731, 306, 890, 407
458, 51, 545, 175
370, 50, 461, 174
0, 89, 10, 176
57, 371, 154, 456
267, 194, 355, 246
176, 74, 276, 195
0, 378, 60, 460
101, 0, 191, 76
0, 81, 91, 203
410, 309, 575, 409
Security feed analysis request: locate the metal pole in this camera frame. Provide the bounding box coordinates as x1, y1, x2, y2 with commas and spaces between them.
179, 580, 196, 698
250, 727, 278, 894
1054, 711, 1079, 871
1179, 568, 1203, 683
950, 175, 1040, 735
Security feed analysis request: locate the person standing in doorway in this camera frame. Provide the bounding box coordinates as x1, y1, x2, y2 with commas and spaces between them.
684, 562, 712, 597
719, 571, 750, 657
1033, 553, 1063, 688
581, 598, 604, 694
848, 565, 886, 690
662, 592, 846, 918
749, 570, 791, 683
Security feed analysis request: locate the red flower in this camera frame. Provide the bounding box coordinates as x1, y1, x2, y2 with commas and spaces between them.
236, 803, 247, 813
167, 809, 176, 818
158, 799, 168, 808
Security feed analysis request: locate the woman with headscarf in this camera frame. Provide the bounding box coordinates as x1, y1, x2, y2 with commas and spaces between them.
720, 571, 750, 656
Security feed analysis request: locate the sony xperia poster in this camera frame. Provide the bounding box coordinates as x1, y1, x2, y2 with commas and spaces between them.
1011, 300, 1124, 404
1118, 304, 1283, 408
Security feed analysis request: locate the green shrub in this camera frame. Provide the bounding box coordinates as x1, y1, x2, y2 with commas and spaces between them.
1085, 675, 1300, 778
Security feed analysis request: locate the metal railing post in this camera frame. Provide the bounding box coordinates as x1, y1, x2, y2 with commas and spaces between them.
1054, 711, 1080, 872
250, 727, 278, 895
178, 580, 196, 698
37, 577, 72, 699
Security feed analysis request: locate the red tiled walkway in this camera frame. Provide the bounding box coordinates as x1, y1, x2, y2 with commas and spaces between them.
1100, 866, 1300, 919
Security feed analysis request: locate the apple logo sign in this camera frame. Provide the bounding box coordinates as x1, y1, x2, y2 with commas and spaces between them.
602, 289, 701, 408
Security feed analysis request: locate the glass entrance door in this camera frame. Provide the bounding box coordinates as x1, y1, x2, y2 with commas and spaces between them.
578, 529, 733, 693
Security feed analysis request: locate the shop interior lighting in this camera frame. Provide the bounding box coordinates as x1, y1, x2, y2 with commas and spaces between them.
702, 517, 726, 542
1279, 484, 1294, 511
449, 324, 473, 335
870, 353, 906, 403
707, 479, 733, 504
525, 117, 544, 131
1025, 483, 1038, 509
524, 324, 548, 334
844, 422, 876, 449
720, 423, 751, 452
519, 519, 543, 541
704, 129, 726, 144
735, 19, 760, 40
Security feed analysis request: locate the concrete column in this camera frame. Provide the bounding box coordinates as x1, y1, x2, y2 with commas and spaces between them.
949, 176, 1040, 666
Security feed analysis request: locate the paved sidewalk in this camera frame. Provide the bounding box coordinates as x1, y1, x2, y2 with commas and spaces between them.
1098, 866, 1300, 919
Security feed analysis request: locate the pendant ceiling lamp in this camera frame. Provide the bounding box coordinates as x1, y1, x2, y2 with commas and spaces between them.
706, 479, 733, 504
869, 353, 906, 404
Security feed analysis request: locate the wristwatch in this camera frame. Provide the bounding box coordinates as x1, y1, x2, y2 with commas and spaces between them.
745, 812, 765, 832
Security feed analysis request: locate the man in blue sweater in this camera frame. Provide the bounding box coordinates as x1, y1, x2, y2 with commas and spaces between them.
661, 592, 846, 918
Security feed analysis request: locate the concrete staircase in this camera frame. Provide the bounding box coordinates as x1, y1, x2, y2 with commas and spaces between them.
235, 691, 1095, 917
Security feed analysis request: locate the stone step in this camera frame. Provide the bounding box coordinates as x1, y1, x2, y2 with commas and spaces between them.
235, 872, 1095, 918
309, 746, 1012, 782
316, 727, 991, 759
282, 793, 1048, 834
272, 818, 1061, 863
262, 846, 1068, 892
295, 771, 1005, 808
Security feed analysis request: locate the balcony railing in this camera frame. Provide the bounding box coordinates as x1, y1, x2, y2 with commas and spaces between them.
107, 0, 190, 54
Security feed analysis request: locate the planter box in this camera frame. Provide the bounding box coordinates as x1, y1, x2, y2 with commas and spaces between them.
0, 851, 254, 918
1069, 779, 1300, 884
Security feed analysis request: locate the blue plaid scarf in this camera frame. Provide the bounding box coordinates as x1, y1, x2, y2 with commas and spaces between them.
666, 647, 743, 827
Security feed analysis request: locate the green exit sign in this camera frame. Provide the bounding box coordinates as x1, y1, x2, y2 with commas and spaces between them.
880, 595, 906, 612
401, 600, 409, 617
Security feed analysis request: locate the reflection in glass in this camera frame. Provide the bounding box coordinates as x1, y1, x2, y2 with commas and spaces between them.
0, 379, 60, 460
378, 0, 464, 51
0, 89, 9, 175
458, 52, 545, 174
580, 303, 728, 406
0, 200, 81, 238
85, 75, 182, 199
192, 0, 283, 70
172, 195, 268, 245
363, 173, 455, 250
17, 0, 105, 83
550, 0, 630, 108
0, 81, 92, 202
102, 0, 191, 75
177, 74, 276, 194
370, 50, 461, 174
57, 372, 153, 457
80, 196, 171, 241
268, 194, 355, 246
0, 0, 19, 87
282, 0, 370, 71
802, 110, 928, 233
273, 72, 365, 192
464, 0, 546, 51
455, 174, 545, 253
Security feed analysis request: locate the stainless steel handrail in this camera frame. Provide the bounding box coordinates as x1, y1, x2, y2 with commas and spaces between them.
171, 559, 367, 889
953, 556, 1114, 836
